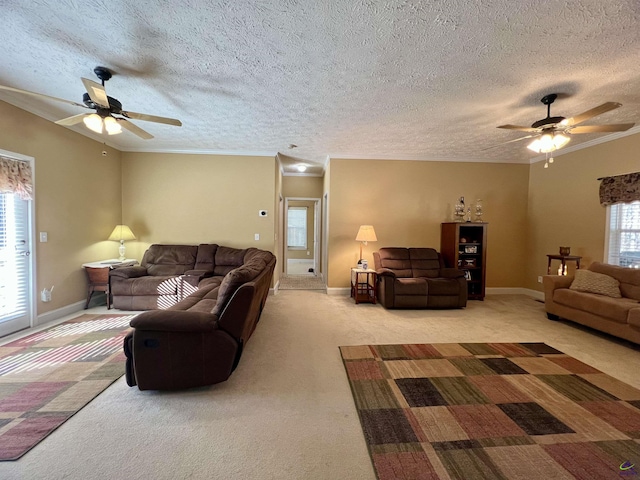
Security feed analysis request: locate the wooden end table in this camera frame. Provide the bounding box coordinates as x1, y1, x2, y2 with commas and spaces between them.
546, 254, 582, 276
351, 268, 377, 304
82, 259, 137, 309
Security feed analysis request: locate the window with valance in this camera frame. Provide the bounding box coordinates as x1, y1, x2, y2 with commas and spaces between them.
600, 172, 640, 267
0, 156, 33, 200
599, 171, 640, 206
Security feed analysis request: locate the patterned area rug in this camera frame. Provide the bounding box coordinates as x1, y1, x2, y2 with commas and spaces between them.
0, 313, 134, 461
340, 343, 640, 480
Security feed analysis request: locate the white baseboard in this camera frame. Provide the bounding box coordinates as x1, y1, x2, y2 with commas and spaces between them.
35, 300, 85, 327
270, 280, 280, 295
327, 287, 350, 296
486, 287, 544, 301
326, 286, 545, 300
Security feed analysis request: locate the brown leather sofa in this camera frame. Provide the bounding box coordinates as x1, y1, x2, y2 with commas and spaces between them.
121, 245, 276, 390
374, 247, 467, 309
543, 262, 640, 344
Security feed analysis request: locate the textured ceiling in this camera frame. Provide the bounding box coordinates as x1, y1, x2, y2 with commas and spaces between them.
1, 1, 640, 174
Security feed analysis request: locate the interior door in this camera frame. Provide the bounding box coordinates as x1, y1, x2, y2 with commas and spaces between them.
0, 192, 32, 337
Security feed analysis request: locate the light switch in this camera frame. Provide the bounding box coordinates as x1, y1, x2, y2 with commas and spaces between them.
39, 232, 48, 242
254, 234, 260, 241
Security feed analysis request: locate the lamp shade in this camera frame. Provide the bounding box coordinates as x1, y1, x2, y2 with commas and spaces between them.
356, 225, 377, 243
108, 225, 136, 242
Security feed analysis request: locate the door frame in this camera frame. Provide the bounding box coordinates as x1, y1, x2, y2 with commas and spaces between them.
283, 197, 321, 276
0, 148, 36, 336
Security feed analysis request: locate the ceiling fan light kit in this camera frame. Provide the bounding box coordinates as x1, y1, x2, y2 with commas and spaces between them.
527, 131, 570, 153
495, 93, 635, 165
0, 66, 182, 140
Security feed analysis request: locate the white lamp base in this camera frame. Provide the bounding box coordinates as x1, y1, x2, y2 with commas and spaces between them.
118, 241, 126, 261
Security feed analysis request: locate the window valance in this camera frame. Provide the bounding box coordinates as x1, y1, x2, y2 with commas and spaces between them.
599, 171, 640, 206
0, 156, 32, 200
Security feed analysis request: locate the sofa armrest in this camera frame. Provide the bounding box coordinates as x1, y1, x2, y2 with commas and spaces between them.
376, 268, 397, 278
130, 310, 217, 332
543, 274, 574, 313
440, 268, 465, 279
109, 266, 148, 279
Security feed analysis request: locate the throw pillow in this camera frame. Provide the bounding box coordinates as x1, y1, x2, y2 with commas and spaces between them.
569, 269, 622, 298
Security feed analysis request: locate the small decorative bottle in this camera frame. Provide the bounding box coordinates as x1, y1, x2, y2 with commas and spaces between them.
454, 196, 465, 222
474, 199, 483, 222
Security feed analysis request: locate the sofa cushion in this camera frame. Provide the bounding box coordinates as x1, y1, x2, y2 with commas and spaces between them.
589, 262, 640, 301
570, 269, 621, 298
142, 245, 198, 276
214, 246, 247, 276
212, 256, 268, 316
553, 289, 638, 324
409, 248, 441, 278
394, 278, 427, 296
377, 248, 412, 278
110, 275, 179, 296
425, 277, 461, 296
193, 244, 219, 271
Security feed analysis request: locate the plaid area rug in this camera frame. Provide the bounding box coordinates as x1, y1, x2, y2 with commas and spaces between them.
340, 343, 640, 480
0, 313, 134, 461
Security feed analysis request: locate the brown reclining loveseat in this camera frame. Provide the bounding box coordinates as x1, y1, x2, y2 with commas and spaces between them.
374, 247, 467, 309
119, 244, 276, 390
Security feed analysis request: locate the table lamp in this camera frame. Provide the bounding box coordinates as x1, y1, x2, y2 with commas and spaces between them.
355, 225, 377, 266
108, 225, 136, 261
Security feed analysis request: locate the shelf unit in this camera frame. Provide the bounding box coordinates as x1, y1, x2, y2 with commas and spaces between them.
440, 222, 488, 300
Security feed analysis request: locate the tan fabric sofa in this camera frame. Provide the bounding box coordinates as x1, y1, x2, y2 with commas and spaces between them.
543, 262, 640, 344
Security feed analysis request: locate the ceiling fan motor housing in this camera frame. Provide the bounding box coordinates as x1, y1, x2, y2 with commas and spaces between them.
82, 93, 123, 114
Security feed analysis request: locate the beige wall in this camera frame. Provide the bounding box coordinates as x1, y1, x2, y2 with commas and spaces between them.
327, 159, 530, 288
121, 152, 276, 259
282, 175, 323, 198
526, 132, 640, 291
0, 100, 122, 316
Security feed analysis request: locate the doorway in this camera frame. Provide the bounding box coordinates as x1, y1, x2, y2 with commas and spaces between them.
0, 151, 35, 337
284, 197, 320, 276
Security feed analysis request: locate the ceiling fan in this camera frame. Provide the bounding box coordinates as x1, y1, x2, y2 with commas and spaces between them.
0, 66, 182, 139
493, 93, 635, 154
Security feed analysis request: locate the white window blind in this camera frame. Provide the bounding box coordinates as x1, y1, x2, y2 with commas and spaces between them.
0, 193, 29, 321
287, 207, 307, 249
607, 201, 640, 268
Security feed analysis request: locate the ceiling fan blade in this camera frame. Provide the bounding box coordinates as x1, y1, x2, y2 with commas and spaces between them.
481, 134, 538, 151
121, 110, 182, 126
54, 113, 88, 126
569, 123, 635, 134
565, 102, 621, 126
0, 84, 89, 109
81, 78, 110, 108
117, 118, 154, 139
497, 124, 538, 132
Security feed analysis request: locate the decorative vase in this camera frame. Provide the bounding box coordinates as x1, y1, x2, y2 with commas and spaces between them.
473, 199, 483, 222
559, 247, 571, 256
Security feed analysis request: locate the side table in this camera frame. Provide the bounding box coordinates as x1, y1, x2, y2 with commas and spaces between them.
546, 254, 582, 275
82, 259, 138, 309
351, 268, 377, 304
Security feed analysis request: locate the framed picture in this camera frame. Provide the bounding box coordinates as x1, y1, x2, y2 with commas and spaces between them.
464, 245, 478, 254
464, 258, 476, 267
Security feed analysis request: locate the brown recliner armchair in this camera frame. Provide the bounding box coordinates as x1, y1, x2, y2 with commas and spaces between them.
374, 247, 467, 309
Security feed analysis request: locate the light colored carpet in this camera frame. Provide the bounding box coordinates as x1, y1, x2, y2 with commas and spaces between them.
1, 293, 639, 479
278, 275, 326, 290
